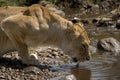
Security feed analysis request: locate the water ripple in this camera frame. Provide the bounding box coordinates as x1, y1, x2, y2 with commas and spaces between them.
86, 56, 120, 80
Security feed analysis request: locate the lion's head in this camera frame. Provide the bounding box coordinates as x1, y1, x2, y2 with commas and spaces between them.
63, 21, 91, 62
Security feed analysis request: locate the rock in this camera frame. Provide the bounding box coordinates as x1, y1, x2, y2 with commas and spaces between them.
97, 17, 113, 27
101, 18, 113, 21
97, 37, 120, 55
39, 0, 65, 17
80, 19, 90, 24
50, 74, 76, 80
99, 0, 110, 11
1, 67, 6, 72
90, 46, 97, 54
116, 19, 120, 29
92, 18, 99, 24
48, 7, 65, 17
66, 75, 76, 80
23, 66, 42, 75
0, 76, 5, 79
91, 5, 99, 14
7, 75, 11, 80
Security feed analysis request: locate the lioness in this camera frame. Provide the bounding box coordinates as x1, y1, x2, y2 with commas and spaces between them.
0, 4, 90, 65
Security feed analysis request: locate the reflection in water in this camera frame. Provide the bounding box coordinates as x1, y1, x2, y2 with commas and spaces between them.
91, 56, 120, 80
70, 55, 120, 80
50, 55, 120, 80
71, 68, 91, 80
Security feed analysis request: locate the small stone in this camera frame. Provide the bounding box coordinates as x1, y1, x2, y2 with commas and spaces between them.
23, 66, 41, 75
66, 75, 76, 80
1, 67, 6, 72
116, 20, 120, 29
8, 68, 12, 71
7, 75, 11, 80
0, 76, 5, 79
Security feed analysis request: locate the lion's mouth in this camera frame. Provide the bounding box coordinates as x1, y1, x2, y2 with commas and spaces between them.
86, 57, 90, 60
72, 56, 90, 62
72, 57, 78, 62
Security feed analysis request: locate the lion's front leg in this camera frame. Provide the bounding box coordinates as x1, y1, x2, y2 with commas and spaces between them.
16, 43, 31, 64
16, 43, 39, 65
8, 37, 39, 65
1, 23, 39, 65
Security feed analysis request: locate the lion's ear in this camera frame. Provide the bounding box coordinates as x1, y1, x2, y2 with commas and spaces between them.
71, 17, 80, 23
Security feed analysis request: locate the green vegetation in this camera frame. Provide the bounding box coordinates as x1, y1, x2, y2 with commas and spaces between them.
0, 0, 40, 6
0, 0, 27, 6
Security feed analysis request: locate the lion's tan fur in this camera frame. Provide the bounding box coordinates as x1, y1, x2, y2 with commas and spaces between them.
0, 6, 27, 22
0, 4, 90, 65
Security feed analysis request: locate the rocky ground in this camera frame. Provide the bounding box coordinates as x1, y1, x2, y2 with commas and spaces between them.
0, 47, 71, 80
0, 0, 120, 80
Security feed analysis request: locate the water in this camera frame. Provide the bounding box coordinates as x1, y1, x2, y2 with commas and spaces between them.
50, 54, 120, 80
68, 54, 120, 80
75, 55, 120, 80
82, 28, 120, 80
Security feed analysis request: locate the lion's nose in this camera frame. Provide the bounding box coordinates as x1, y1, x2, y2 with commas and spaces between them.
72, 57, 78, 62
87, 52, 91, 60
86, 55, 91, 60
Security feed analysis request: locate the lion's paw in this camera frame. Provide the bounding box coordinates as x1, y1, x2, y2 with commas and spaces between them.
21, 53, 40, 66
29, 53, 38, 60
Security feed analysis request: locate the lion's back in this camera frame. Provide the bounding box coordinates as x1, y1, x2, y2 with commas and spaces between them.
0, 6, 27, 22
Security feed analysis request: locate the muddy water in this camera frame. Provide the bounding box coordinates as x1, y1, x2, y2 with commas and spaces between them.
51, 54, 120, 80
71, 68, 91, 80
72, 55, 120, 80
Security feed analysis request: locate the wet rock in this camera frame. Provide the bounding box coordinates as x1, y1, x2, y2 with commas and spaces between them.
81, 19, 90, 24
50, 74, 76, 80
48, 7, 65, 17
97, 17, 113, 27
65, 75, 76, 80
92, 18, 99, 24
91, 5, 99, 14
23, 66, 42, 75
110, 9, 120, 18
116, 20, 120, 29
97, 37, 120, 55
99, 0, 110, 11
90, 46, 97, 54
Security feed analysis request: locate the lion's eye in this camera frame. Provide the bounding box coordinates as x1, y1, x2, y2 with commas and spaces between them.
82, 44, 86, 49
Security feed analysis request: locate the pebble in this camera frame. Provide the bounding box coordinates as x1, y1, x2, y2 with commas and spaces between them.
1, 67, 6, 72
0, 76, 5, 79
23, 66, 41, 75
